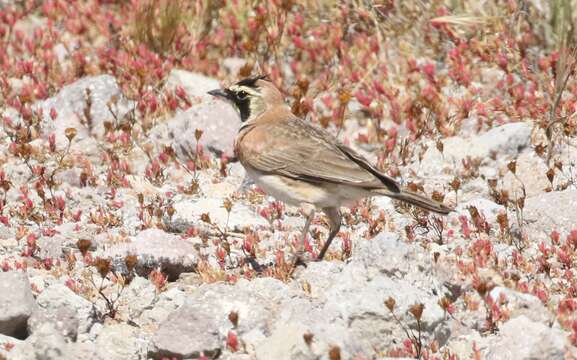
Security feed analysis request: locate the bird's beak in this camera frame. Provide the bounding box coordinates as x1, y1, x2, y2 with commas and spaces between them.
207, 88, 232, 101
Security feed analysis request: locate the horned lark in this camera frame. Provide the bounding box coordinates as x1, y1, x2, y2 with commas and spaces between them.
208, 75, 452, 263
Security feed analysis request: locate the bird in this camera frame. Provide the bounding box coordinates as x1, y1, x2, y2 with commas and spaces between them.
208, 75, 452, 266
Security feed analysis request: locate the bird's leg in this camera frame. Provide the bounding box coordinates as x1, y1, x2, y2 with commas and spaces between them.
290, 204, 315, 270
317, 207, 342, 261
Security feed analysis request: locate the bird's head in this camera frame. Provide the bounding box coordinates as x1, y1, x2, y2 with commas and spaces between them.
208, 75, 284, 123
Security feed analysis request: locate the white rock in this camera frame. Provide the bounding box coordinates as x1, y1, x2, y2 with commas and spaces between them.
165, 69, 220, 99
484, 315, 566, 360
0, 224, 15, 241
37, 75, 132, 148
524, 189, 577, 236
144, 232, 451, 358
502, 151, 549, 197
0, 272, 36, 338
9, 322, 95, 360
94, 324, 141, 360
149, 302, 222, 359
159, 70, 241, 157
36, 283, 95, 335
455, 198, 505, 224
445, 330, 484, 360
255, 323, 322, 360
53, 43, 69, 63
138, 287, 186, 326
279, 234, 446, 357
150, 278, 289, 358
169, 197, 268, 232
489, 287, 551, 324
123, 276, 157, 320
459, 122, 531, 158
151, 97, 240, 158
420, 123, 532, 175
28, 305, 79, 341
9, 323, 66, 360
480, 67, 506, 88
99, 228, 197, 280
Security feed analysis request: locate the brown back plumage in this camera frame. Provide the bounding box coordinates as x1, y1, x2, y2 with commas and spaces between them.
237, 110, 400, 193
222, 76, 452, 215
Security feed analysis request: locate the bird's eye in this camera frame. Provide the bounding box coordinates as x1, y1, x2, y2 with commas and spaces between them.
237, 91, 248, 100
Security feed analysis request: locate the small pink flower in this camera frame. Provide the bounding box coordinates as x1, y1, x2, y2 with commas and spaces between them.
421, 62, 436, 79
227, 331, 239, 352
49, 107, 58, 121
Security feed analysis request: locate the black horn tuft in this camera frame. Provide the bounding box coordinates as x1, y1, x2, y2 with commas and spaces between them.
235, 74, 270, 88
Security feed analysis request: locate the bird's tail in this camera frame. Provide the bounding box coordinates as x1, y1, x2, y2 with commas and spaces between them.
374, 189, 453, 214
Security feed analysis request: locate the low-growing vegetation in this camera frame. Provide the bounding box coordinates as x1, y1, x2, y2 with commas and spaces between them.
0, 0, 576, 359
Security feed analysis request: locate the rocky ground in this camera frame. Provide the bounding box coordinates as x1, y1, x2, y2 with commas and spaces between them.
0, 71, 575, 360
1, 1, 577, 359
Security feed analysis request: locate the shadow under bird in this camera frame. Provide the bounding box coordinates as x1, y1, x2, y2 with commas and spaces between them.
208, 75, 452, 266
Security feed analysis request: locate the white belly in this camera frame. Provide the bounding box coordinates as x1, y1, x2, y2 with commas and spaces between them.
245, 167, 368, 208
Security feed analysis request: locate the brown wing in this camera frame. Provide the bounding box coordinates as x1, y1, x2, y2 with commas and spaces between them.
240, 115, 400, 193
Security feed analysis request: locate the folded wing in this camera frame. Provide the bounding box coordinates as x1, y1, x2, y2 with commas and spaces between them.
241, 117, 400, 193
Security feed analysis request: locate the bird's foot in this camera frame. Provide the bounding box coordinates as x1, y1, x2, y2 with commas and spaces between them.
291, 252, 308, 267
289, 251, 318, 276
245, 256, 272, 273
